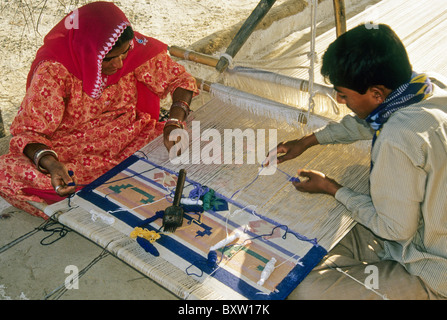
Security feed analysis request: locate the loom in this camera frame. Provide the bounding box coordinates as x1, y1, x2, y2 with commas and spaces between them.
41, 0, 447, 300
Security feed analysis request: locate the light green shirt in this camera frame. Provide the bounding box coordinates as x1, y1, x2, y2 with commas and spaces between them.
314, 85, 447, 297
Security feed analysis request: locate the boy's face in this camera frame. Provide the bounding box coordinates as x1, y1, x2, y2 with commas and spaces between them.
334, 86, 389, 119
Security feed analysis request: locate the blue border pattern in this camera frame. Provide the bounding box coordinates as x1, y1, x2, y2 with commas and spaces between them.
77, 155, 327, 300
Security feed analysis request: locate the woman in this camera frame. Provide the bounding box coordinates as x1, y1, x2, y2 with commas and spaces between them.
0, 2, 198, 218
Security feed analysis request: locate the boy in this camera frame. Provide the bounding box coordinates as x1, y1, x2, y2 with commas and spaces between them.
278, 24, 447, 299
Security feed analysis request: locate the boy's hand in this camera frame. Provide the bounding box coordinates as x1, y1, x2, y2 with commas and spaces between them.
268, 133, 319, 165
292, 169, 342, 196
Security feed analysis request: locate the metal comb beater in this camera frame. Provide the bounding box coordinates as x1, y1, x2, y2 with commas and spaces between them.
162, 169, 186, 232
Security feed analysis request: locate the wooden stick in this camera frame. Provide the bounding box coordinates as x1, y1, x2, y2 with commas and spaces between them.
215, 0, 277, 73
0, 109, 5, 138
167, 47, 214, 92
168, 46, 219, 68
194, 77, 212, 92
333, 0, 347, 37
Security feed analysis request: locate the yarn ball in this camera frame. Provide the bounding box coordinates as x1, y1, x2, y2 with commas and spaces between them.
207, 250, 218, 268
137, 237, 160, 256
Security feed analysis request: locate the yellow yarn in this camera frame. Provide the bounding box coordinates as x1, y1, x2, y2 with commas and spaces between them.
130, 227, 161, 243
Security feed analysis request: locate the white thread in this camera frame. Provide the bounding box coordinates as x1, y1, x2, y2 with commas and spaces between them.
183, 49, 190, 60
225, 204, 258, 238
322, 255, 390, 300
334, 267, 389, 300
307, 0, 318, 117
180, 198, 203, 205
257, 257, 277, 286
220, 53, 234, 67
90, 209, 115, 225
209, 230, 242, 251
107, 195, 168, 215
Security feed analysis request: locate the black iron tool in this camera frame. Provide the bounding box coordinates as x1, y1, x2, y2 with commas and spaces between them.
162, 169, 186, 232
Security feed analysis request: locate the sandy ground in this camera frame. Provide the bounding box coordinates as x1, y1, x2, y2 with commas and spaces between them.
0, 0, 286, 136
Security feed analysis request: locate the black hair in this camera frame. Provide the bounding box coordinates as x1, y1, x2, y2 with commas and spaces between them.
113, 25, 134, 49
321, 23, 412, 94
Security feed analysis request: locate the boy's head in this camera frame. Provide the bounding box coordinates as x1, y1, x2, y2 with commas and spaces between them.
321, 23, 412, 94
321, 24, 412, 118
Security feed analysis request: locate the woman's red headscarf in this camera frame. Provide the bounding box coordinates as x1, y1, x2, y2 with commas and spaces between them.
27, 1, 167, 118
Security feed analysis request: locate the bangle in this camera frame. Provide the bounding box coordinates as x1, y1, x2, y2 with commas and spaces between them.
164, 118, 186, 130
171, 100, 190, 116
33, 149, 58, 173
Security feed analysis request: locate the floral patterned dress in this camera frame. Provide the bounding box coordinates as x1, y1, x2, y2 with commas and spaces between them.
0, 50, 197, 218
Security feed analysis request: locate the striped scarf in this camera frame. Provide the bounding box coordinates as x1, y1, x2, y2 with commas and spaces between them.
366, 72, 433, 147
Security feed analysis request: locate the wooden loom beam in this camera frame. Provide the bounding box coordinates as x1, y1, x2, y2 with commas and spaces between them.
194, 77, 212, 93
333, 0, 347, 37
167, 46, 213, 92
215, 0, 277, 73
169, 46, 218, 68
168, 45, 335, 101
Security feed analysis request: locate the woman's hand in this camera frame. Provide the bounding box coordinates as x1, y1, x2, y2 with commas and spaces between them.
163, 124, 188, 159
40, 155, 77, 197
163, 125, 178, 152
292, 169, 342, 196
163, 88, 193, 157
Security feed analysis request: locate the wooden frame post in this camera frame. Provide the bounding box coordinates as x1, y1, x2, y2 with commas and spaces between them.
333, 0, 347, 37
215, 0, 276, 73
0, 109, 5, 138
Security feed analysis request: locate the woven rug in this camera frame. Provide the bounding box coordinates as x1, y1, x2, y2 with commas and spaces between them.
45, 153, 328, 300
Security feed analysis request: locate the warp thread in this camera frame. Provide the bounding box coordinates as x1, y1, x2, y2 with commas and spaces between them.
182, 158, 310, 278
230, 163, 300, 199
191, 223, 315, 278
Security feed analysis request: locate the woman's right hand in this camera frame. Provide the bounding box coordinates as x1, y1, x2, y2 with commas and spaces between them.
163, 124, 188, 159
40, 155, 77, 197
24, 143, 77, 197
